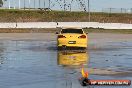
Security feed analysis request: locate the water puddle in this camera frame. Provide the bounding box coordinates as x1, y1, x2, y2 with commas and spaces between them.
0, 40, 131, 88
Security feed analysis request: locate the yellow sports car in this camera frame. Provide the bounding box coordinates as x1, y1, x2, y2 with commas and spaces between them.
57, 28, 88, 48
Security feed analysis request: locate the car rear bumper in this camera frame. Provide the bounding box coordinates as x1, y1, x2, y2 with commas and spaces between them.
58, 44, 87, 48
57, 39, 88, 48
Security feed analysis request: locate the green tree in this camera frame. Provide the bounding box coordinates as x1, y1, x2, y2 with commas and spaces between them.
0, 0, 3, 7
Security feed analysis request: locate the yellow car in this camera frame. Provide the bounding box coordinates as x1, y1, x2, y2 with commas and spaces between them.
57, 28, 88, 49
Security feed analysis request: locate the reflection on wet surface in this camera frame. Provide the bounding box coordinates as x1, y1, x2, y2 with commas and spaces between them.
57, 51, 89, 67
0, 40, 132, 88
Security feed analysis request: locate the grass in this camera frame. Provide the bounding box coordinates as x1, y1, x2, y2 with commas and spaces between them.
0, 9, 132, 33
84, 29, 132, 34
0, 9, 132, 23
0, 28, 132, 34
0, 28, 58, 33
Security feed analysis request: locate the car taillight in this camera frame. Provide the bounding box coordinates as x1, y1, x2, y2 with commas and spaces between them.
58, 35, 66, 38
79, 35, 86, 38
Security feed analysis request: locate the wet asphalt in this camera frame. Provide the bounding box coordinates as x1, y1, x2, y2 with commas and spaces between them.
0, 39, 132, 88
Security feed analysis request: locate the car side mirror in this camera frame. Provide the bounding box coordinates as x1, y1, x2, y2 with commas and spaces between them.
56, 32, 59, 34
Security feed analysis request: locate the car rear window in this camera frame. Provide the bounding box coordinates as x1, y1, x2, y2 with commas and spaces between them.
61, 29, 83, 34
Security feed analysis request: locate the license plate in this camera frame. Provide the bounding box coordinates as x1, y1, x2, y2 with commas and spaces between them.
68, 56, 76, 59
68, 41, 76, 44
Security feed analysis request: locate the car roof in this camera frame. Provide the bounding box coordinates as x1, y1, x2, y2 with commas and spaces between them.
61, 27, 82, 29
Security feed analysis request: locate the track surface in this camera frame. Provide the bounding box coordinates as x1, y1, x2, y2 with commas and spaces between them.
0, 33, 132, 88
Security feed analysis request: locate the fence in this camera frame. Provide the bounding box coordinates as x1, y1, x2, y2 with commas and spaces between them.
0, 22, 132, 29
2, 0, 89, 12
102, 8, 132, 14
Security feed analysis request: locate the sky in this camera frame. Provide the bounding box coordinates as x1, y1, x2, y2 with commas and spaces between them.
3, 0, 132, 12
